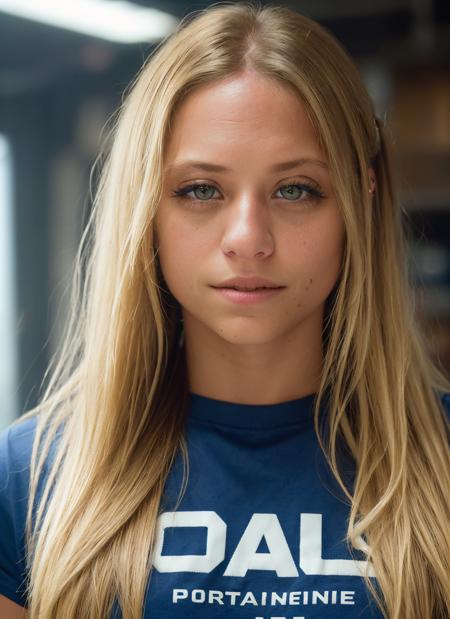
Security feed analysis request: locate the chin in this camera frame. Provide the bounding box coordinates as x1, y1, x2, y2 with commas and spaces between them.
213, 327, 279, 346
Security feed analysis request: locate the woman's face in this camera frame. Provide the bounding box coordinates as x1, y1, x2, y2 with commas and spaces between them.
155, 71, 346, 350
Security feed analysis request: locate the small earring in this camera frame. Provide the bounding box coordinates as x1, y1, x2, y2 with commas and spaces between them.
369, 176, 376, 194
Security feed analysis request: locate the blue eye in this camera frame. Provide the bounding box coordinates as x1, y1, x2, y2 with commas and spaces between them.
171, 181, 325, 207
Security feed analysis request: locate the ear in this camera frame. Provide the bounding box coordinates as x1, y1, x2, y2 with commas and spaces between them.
368, 166, 376, 195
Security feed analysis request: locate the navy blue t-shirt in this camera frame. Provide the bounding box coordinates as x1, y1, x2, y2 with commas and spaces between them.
1, 392, 449, 618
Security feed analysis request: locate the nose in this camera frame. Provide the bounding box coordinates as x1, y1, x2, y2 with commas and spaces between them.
221, 194, 274, 259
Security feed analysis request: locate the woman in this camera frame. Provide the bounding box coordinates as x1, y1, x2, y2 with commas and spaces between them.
1, 2, 449, 618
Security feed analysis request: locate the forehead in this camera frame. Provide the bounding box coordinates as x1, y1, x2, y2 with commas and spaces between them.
164, 73, 325, 167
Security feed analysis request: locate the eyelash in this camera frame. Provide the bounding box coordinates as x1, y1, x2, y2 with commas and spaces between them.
171, 180, 325, 207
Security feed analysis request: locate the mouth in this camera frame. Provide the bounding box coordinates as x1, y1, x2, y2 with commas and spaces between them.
210, 285, 285, 304
215, 286, 283, 291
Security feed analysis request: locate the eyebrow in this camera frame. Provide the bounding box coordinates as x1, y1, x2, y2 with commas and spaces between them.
165, 157, 328, 174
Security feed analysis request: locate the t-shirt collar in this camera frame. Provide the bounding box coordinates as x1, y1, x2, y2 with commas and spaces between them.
187, 391, 322, 430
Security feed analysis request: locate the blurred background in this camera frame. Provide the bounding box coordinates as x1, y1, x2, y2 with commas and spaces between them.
1, 0, 449, 431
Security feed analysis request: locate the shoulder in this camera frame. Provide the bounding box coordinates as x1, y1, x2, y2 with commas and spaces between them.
0, 413, 64, 609
0, 414, 41, 540
0, 415, 39, 491
0, 412, 65, 508
0, 415, 39, 609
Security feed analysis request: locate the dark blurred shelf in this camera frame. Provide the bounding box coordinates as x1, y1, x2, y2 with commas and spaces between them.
393, 148, 450, 213
417, 285, 450, 319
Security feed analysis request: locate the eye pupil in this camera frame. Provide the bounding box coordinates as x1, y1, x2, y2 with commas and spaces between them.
281, 185, 304, 200
196, 184, 215, 200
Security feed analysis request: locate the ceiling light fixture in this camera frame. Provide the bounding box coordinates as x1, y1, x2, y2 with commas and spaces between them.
0, 0, 178, 44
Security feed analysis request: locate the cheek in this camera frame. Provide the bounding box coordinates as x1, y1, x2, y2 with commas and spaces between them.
295, 215, 345, 292
155, 217, 204, 296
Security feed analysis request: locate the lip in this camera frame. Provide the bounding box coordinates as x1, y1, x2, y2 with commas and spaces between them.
212, 286, 284, 305
213, 276, 283, 290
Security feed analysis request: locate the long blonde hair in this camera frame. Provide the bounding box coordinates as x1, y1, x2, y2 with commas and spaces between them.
13, 2, 450, 617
